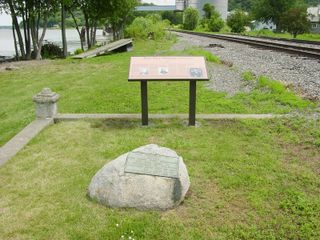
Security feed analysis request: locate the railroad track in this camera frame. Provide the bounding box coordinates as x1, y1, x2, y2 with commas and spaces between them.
229, 33, 320, 46
171, 30, 320, 59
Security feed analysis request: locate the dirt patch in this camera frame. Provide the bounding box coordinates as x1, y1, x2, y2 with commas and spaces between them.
280, 142, 320, 174
161, 178, 258, 228
0, 60, 52, 72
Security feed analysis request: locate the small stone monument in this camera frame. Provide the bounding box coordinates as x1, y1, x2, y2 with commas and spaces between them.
88, 144, 190, 210
33, 88, 59, 119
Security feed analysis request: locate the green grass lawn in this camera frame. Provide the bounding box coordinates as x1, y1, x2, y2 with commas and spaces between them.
244, 30, 320, 42
0, 118, 319, 239
0, 38, 316, 147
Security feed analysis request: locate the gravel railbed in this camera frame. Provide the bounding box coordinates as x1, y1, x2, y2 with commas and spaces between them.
173, 32, 320, 100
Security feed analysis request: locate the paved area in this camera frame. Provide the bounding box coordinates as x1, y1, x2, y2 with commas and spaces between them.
54, 113, 283, 121
0, 119, 53, 167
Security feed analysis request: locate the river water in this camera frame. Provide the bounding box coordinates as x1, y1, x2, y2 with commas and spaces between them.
0, 28, 109, 57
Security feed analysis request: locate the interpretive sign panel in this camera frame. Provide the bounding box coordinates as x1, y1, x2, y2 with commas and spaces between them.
125, 151, 179, 179
129, 56, 209, 81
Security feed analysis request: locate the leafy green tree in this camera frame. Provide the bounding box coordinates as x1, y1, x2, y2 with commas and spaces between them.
161, 11, 182, 25
203, 3, 215, 19
229, 0, 315, 11
201, 4, 224, 32
106, 0, 138, 40
183, 7, 199, 30
280, 6, 311, 38
252, 0, 299, 31
3, 0, 60, 59
227, 10, 251, 33
228, 0, 252, 11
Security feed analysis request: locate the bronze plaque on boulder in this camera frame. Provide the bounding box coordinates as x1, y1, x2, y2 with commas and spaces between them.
125, 151, 179, 179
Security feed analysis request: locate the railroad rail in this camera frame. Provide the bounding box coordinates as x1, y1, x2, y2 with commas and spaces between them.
238, 34, 320, 46
171, 30, 320, 59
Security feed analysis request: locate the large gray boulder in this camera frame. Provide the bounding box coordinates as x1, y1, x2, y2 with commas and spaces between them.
88, 144, 190, 210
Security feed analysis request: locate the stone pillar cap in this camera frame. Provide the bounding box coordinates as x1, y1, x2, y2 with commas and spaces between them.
33, 88, 60, 103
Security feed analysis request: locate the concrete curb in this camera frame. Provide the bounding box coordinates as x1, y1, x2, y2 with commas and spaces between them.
0, 119, 53, 167
54, 113, 285, 122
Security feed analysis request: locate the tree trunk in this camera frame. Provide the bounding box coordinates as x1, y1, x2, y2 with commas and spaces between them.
36, 16, 48, 60
7, 0, 26, 59
22, 8, 31, 59
26, 6, 32, 59
30, 16, 39, 59
93, 26, 97, 45
61, 2, 68, 58
68, 9, 84, 51
12, 23, 19, 60
84, 12, 91, 49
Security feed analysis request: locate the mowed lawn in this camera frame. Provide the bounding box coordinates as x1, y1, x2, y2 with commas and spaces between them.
0, 118, 319, 239
0, 38, 315, 146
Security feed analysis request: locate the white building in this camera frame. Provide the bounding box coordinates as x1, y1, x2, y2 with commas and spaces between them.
307, 5, 320, 33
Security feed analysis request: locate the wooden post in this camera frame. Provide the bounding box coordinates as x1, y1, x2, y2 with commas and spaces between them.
189, 81, 196, 126
141, 81, 148, 126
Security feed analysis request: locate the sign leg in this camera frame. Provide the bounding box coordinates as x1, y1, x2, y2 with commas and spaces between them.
141, 81, 148, 126
189, 81, 196, 126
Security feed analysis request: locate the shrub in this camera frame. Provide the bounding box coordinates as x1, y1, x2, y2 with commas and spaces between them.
41, 42, 63, 59
183, 7, 199, 30
208, 17, 224, 32
74, 48, 84, 55
227, 10, 251, 33
125, 16, 169, 40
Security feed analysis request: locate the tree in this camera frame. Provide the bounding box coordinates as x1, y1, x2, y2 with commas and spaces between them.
2, 0, 59, 60
183, 7, 199, 30
161, 11, 183, 25
203, 3, 215, 19
61, 0, 70, 58
228, 0, 252, 11
201, 4, 224, 32
227, 10, 251, 33
252, 0, 299, 31
107, 0, 138, 40
280, 6, 311, 38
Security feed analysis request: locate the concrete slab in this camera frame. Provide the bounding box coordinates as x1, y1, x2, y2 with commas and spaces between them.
54, 113, 283, 122
0, 119, 53, 167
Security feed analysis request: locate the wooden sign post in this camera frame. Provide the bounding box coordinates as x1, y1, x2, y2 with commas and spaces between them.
128, 56, 209, 126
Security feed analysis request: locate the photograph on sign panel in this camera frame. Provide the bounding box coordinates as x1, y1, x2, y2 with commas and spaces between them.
139, 67, 149, 75
189, 68, 203, 78
159, 67, 169, 75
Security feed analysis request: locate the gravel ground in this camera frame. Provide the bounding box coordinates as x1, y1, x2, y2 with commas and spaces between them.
172, 32, 320, 100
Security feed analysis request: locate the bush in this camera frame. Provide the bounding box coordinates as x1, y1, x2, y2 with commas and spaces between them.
74, 48, 84, 55
183, 7, 199, 30
227, 10, 251, 33
208, 17, 224, 32
125, 16, 169, 40
41, 42, 63, 59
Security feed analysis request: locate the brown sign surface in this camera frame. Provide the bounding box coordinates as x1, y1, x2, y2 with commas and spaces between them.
128, 56, 209, 81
